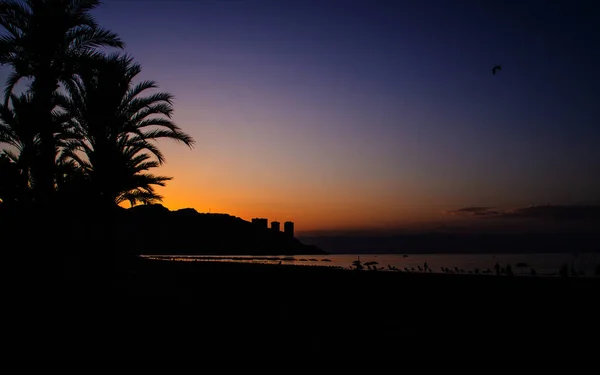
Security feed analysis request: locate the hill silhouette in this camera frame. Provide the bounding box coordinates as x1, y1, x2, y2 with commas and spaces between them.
114, 204, 326, 256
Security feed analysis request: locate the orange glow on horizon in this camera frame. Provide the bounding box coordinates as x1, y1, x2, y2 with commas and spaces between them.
145, 173, 450, 234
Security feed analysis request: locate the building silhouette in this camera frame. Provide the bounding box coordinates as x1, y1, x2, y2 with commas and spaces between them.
251, 218, 268, 229
284, 221, 294, 237
271, 221, 280, 231
252, 218, 293, 236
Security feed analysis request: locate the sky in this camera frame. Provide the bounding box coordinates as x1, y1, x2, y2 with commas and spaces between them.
4, 0, 600, 234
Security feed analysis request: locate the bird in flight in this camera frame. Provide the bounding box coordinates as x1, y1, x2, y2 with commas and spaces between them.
492, 65, 501, 75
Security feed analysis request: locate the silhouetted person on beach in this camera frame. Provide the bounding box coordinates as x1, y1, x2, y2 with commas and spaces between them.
494, 261, 500, 275
424, 262, 429, 273
570, 263, 580, 277
560, 263, 569, 277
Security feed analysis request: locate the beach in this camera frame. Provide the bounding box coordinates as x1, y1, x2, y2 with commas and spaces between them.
143, 252, 600, 276
37, 257, 596, 354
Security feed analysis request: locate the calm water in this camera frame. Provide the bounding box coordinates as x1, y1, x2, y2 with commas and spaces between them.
143, 253, 600, 277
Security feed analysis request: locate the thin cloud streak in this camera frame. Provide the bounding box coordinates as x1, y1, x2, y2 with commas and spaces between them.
447, 204, 600, 222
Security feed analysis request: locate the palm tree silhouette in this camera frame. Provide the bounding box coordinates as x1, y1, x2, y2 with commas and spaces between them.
0, 92, 75, 205
0, 93, 37, 203
57, 53, 195, 208
351, 257, 363, 271
0, 151, 20, 206
0, 0, 124, 207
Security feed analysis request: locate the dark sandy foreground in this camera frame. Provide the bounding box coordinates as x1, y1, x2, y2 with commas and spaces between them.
9, 257, 600, 356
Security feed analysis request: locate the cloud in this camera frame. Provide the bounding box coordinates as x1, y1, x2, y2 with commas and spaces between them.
446, 207, 502, 217
448, 204, 600, 222
502, 205, 600, 221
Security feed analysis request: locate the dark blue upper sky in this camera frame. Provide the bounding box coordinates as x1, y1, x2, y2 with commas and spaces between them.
84, 0, 600, 230
94, 0, 600, 152
5, 0, 598, 231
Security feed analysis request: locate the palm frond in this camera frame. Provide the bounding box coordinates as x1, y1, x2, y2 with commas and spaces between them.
1, 147, 18, 162
0, 32, 17, 51
132, 117, 177, 130
127, 151, 152, 164
140, 128, 196, 147
3, 70, 22, 103
134, 173, 172, 186
127, 95, 174, 117
130, 161, 161, 174
0, 123, 19, 148
59, 146, 91, 171
123, 80, 158, 104
0, 0, 32, 30
126, 138, 165, 164
68, 27, 124, 53
69, 0, 102, 16
117, 188, 164, 207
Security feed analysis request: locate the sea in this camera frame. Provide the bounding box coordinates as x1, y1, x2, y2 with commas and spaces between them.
142, 252, 600, 277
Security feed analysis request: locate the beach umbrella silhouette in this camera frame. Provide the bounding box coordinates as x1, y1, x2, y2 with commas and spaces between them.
514, 262, 530, 275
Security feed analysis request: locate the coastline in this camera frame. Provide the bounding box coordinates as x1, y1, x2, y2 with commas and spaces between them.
65, 258, 599, 326
6, 256, 595, 355
62, 256, 600, 305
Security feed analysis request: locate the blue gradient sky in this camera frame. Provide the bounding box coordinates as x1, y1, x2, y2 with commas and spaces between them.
89, 0, 600, 232
8, 0, 600, 233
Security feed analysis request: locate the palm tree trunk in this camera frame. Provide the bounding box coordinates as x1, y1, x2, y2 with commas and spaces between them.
18, 164, 29, 205
18, 143, 33, 207
26, 72, 61, 283
30, 73, 59, 209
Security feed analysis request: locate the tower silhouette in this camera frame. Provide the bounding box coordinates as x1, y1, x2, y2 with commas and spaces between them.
284, 221, 294, 237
